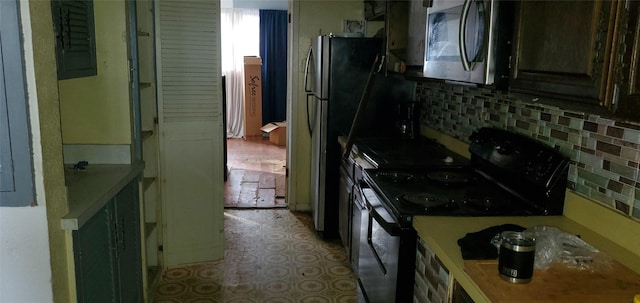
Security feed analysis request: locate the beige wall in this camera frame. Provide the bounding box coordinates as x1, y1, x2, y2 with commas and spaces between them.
0, 1, 71, 302
289, 0, 366, 211
58, 0, 132, 145
29, 2, 72, 301
27, 1, 133, 301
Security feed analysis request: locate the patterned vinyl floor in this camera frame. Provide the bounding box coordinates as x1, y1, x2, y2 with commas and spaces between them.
152, 209, 358, 303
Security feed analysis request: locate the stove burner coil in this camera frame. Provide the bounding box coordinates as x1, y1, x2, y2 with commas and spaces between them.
425, 170, 471, 184
376, 171, 415, 183
399, 193, 450, 209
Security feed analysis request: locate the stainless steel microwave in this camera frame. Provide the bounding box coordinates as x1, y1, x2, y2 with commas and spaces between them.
423, 0, 512, 87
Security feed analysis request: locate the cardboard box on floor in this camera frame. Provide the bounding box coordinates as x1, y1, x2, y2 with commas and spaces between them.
260, 122, 287, 146
243, 56, 262, 138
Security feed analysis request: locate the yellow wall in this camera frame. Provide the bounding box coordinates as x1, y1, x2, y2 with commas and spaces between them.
29, 1, 72, 302
58, 0, 131, 145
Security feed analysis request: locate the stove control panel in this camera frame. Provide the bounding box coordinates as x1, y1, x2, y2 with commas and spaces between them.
469, 127, 569, 189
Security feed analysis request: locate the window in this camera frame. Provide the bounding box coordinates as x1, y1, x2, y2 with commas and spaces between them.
51, 0, 97, 79
0, 0, 35, 206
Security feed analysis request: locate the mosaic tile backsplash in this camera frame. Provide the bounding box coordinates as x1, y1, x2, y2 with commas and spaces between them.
415, 81, 640, 222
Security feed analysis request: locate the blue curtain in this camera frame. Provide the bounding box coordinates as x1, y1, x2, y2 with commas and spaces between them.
259, 10, 287, 124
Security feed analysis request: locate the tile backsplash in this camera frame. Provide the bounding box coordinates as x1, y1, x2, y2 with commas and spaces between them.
415, 81, 640, 222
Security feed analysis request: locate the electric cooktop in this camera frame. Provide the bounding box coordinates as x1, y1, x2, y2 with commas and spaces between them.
364, 167, 539, 220
361, 128, 570, 223
353, 137, 469, 168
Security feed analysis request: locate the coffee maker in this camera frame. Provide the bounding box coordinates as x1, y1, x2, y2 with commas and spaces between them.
395, 101, 418, 139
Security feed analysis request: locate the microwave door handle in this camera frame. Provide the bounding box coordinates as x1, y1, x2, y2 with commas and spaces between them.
459, 0, 473, 71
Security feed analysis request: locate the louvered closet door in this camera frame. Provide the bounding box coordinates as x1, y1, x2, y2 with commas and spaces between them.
155, 0, 224, 265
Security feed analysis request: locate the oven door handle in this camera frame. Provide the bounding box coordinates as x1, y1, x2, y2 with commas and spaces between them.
369, 206, 402, 237
362, 188, 402, 236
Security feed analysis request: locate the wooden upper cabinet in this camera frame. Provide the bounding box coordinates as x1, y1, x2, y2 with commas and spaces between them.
367, 0, 426, 72
614, 1, 640, 120
386, 0, 410, 71
510, 0, 619, 109
406, 0, 427, 67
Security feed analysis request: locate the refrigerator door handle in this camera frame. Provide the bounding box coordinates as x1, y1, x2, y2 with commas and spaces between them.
304, 46, 314, 93
306, 93, 315, 136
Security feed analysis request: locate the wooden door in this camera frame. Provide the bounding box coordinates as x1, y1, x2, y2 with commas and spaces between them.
155, 0, 225, 266
614, 1, 640, 120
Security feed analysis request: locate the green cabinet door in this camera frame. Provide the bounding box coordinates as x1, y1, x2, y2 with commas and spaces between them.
113, 181, 143, 303
73, 205, 118, 303
74, 179, 143, 303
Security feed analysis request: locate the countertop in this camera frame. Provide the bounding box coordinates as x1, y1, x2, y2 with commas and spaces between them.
413, 215, 640, 303
61, 162, 144, 230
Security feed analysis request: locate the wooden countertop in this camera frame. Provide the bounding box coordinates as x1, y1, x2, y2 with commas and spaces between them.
465, 259, 640, 303
413, 216, 640, 303
61, 162, 144, 230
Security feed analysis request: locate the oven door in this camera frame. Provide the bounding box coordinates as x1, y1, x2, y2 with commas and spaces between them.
358, 188, 403, 303
423, 0, 496, 84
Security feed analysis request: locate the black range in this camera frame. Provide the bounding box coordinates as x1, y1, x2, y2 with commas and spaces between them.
355, 128, 570, 303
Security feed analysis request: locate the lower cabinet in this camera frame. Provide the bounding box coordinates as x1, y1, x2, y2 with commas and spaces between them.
451, 280, 475, 303
72, 180, 143, 303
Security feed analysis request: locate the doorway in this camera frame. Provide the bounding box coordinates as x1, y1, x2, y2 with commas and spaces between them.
221, 8, 288, 209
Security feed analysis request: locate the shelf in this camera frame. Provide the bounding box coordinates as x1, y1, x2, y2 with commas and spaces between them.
140, 82, 152, 88
137, 30, 150, 37
142, 130, 153, 140
364, 0, 386, 21
145, 222, 157, 238
143, 177, 156, 191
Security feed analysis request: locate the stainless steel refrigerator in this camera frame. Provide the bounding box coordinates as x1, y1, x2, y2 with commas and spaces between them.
304, 35, 415, 237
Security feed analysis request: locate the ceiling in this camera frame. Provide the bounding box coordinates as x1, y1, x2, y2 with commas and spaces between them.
221, 0, 288, 10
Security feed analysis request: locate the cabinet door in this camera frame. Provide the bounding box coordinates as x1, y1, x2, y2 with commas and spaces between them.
386, 0, 410, 70
74, 181, 143, 303
614, 1, 640, 119
73, 205, 118, 303
406, 0, 427, 67
452, 280, 475, 303
113, 181, 143, 303
510, 0, 619, 108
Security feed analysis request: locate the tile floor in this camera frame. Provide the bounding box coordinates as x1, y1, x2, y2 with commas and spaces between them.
152, 137, 358, 302
224, 137, 286, 208
152, 209, 357, 303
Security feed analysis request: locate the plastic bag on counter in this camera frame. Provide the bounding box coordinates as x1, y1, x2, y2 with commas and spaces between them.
520, 225, 613, 272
